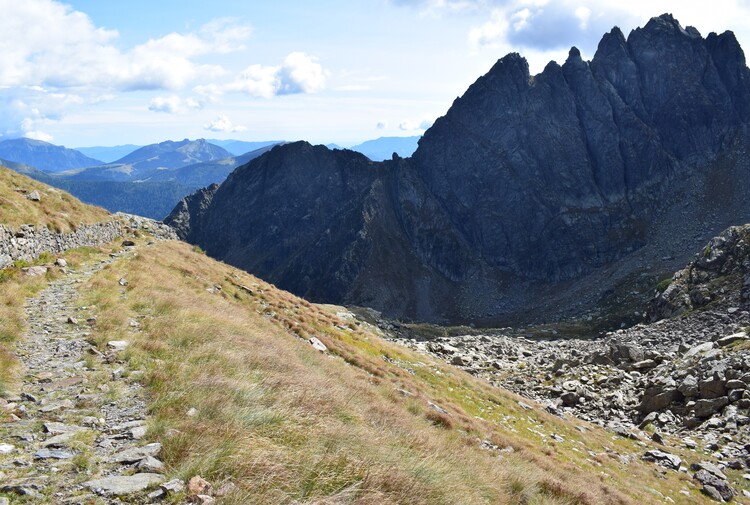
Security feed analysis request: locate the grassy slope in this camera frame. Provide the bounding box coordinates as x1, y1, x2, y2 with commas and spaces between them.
75, 238, 715, 504
0, 171, 718, 503
0, 165, 110, 232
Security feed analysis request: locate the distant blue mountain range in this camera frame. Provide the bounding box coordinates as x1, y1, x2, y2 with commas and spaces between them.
0, 138, 102, 172
74, 144, 142, 163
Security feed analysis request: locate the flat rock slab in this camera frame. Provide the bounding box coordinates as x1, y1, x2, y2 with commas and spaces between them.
42, 431, 83, 448
85, 473, 164, 495
35, 448, 75, 459
44, 422, 85, 435
107, 442, 162, 463
41, 376, 84, 391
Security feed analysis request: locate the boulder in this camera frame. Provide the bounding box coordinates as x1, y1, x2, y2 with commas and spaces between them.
694, 397, 730, 418
694, 469, 733, 501
642, 449, 682, 470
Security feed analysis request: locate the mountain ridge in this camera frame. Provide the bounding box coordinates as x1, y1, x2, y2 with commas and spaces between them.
0, 138, 103, 172
169, 14, 750, 325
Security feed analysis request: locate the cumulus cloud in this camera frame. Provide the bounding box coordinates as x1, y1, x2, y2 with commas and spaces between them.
148, 95, 204, 114
397, 0, 750, 59
0, 0, 328, 139
399, 118, 434, 131
0, 0, 250, 91
204, 114, 247, 133
226, 52, 327, 99
467, 2, 637, 51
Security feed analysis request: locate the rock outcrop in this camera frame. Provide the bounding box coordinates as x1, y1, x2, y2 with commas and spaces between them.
167, 14, 750, 326
648, 224, 750, 321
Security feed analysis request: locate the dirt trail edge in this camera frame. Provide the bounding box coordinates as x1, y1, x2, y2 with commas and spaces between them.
0, 246, 167, 504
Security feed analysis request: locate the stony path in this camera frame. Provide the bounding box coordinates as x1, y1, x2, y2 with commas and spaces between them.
0, 249, 168, 504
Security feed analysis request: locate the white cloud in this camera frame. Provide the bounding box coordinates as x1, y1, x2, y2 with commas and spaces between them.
376, 120, 388, 129
469, 9, 509, 49
0, 0, 250, 91
399, 118, 434, 131
227, 52, 327, 98
204, 114, 247, 133
148, 95, 204, 114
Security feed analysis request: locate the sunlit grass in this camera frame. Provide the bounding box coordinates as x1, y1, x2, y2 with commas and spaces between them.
72, 239, 715, 504
0, 166, 109, 232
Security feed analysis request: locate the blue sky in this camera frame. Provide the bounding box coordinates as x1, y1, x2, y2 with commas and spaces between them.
2, 0, 750, 148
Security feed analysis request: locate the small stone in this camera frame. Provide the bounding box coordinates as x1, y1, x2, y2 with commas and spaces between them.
651, 432, 665, 445
130, 425, 148, 440
517, 401, 533, 410
23, 266, 48, 277
20, 392, 38, 403
161, 478, 185, 494
188, 475, 212, 496
85, 473, 164, 495
137, 456, 165, 472
107, 340, 129, 351
119, 278, 128, 286
190, 495, 215, 504
67, 316, 78, 325
147, 488, 166, 500
215, 481, 238, 497
122, 240, 136, 247
107, 442, 162, 463
187, 407, 198, 417
0, 497, 9, 505
55, 258, 67, 267
309, 337, 327, 352
26, 190, 40, 201
684, 342, 715, 358
0, 443, 15, 454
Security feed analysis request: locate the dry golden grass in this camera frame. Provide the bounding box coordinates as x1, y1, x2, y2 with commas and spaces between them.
74, 239, 716, 504
0, 166, 109, 232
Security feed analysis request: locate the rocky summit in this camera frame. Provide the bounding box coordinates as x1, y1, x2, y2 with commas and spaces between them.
168, 14, 750, 326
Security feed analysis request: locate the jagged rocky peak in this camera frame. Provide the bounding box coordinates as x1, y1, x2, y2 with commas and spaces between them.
167, 14, 750, 325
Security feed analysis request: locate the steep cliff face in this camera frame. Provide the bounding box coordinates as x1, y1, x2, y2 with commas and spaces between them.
411, 14, 750, 282
167, 14, 750, 325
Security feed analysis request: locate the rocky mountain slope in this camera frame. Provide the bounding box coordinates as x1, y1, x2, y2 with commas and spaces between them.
0, 139, 102, 173
2, 170, 723, 504
168, 14, 750, 326
386, 223, 750, 501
